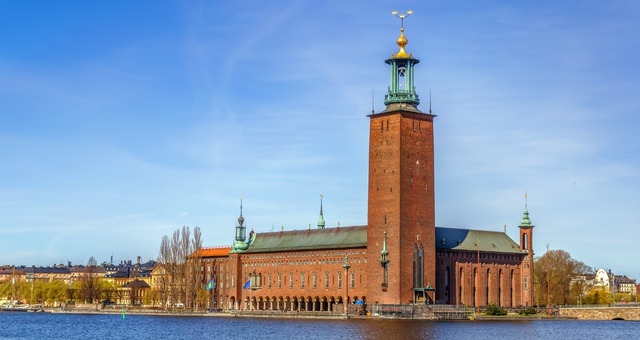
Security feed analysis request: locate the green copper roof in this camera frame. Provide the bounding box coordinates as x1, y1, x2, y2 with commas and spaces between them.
244, 225, 367, 253
519, 193, 534, 228
520, 209, 533, 227
435, 227, 523, 254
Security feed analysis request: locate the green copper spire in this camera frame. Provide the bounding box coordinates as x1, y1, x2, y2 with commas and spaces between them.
317, 194, 325, 229
384, 10, 420, 108
233, 197, 249, 252
519, 191, 534, 228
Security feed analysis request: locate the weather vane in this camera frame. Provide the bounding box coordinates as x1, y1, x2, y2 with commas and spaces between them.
391, 10, 413, 28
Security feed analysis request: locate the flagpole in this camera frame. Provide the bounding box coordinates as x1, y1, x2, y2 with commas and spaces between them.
249, 274, 253, 311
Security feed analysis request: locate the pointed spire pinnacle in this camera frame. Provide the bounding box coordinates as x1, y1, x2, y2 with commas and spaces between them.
238, 196, 244, 226
317, 194, 325, 229
520, 191, 533, 227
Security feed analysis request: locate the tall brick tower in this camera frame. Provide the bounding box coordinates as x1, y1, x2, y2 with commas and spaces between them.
367, 11, 436, 305
518, 193, 535, 306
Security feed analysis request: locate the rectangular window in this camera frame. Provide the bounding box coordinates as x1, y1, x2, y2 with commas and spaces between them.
524, 276, 529, 290
289, 273, 293, 288
268, 273, 272, 288
325, 272, 329, 288
278, 273, 282, 288
313, 272, 317, 288
338, 271, 342, 288
301, 273, 305, 288
350, 271, 355, 288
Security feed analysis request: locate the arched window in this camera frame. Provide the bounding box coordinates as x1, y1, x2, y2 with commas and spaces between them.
498, 269, 503, 307
459, 267, 464, 304
444, 266, 450, 304
510, 269, 515, 307
486, 268, 491, 305
473, 268, 477, 307
413, 244, 424, 288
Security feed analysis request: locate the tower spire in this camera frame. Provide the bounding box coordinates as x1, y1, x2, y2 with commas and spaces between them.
520, 191, 532, 227
233, 196, 249, 252
317, 194, 325, 229
384, 10, 421, 109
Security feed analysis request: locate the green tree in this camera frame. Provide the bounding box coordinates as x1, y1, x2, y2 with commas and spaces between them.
582, 288, 612, 305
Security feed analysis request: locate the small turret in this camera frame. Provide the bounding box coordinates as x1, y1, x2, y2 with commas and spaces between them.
233, 198, 249, 252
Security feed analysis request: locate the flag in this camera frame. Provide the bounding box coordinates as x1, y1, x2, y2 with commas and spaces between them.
243, 279, 251, 289
206, 279, 215, 290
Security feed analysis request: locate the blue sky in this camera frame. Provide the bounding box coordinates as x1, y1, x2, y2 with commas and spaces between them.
1, 1, 639, 279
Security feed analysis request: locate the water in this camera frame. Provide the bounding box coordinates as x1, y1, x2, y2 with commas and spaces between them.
1, 312, 639, 340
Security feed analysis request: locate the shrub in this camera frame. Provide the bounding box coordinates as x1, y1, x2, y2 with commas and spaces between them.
485, 303, 507, 316
518, 307, 537, 316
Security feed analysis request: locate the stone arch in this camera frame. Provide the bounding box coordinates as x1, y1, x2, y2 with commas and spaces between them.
321, 296, 328, 311
284, 296, 291, 311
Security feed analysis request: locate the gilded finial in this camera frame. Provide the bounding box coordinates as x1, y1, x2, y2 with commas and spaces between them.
391, 10, 413, 59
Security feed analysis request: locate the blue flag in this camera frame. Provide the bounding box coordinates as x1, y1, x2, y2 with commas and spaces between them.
243, 280, 250, 289
206, 279, 215, 290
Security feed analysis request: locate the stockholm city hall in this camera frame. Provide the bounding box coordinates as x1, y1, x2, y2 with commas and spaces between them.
199, 12, 535, 315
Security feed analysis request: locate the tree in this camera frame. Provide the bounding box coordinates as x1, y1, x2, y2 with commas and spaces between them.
156, 225, 203, 310
534, 249, 591, 306
79, 256, 102, 303
582, 288, 612, 305
186, 226, 203, 309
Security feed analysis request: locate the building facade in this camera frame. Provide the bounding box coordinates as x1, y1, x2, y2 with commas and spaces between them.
201, 15, 535, 312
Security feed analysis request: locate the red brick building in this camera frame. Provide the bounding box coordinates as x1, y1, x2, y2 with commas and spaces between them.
201, 16, 534, 313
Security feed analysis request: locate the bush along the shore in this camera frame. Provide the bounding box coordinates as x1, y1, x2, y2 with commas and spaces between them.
484, 304, 507, 316
518, 307, 538, 316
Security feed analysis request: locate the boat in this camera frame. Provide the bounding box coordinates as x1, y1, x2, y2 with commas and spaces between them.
28, 304, 45, 312
0, 303, 30, 312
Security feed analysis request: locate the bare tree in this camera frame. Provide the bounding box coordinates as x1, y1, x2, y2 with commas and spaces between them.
79, 256, 102, 303
187, 226, 203, 309
156, 225, 204, 310
157, 235, 172, 309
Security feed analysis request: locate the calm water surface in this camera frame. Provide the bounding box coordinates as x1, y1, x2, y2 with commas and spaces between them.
1, 312, 639, 339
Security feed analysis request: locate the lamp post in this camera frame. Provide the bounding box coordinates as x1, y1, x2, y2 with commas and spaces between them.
343, 255, 351, 318
546, 243, 551, 317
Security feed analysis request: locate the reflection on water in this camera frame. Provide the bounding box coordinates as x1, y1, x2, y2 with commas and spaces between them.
1, 312, 639, 340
